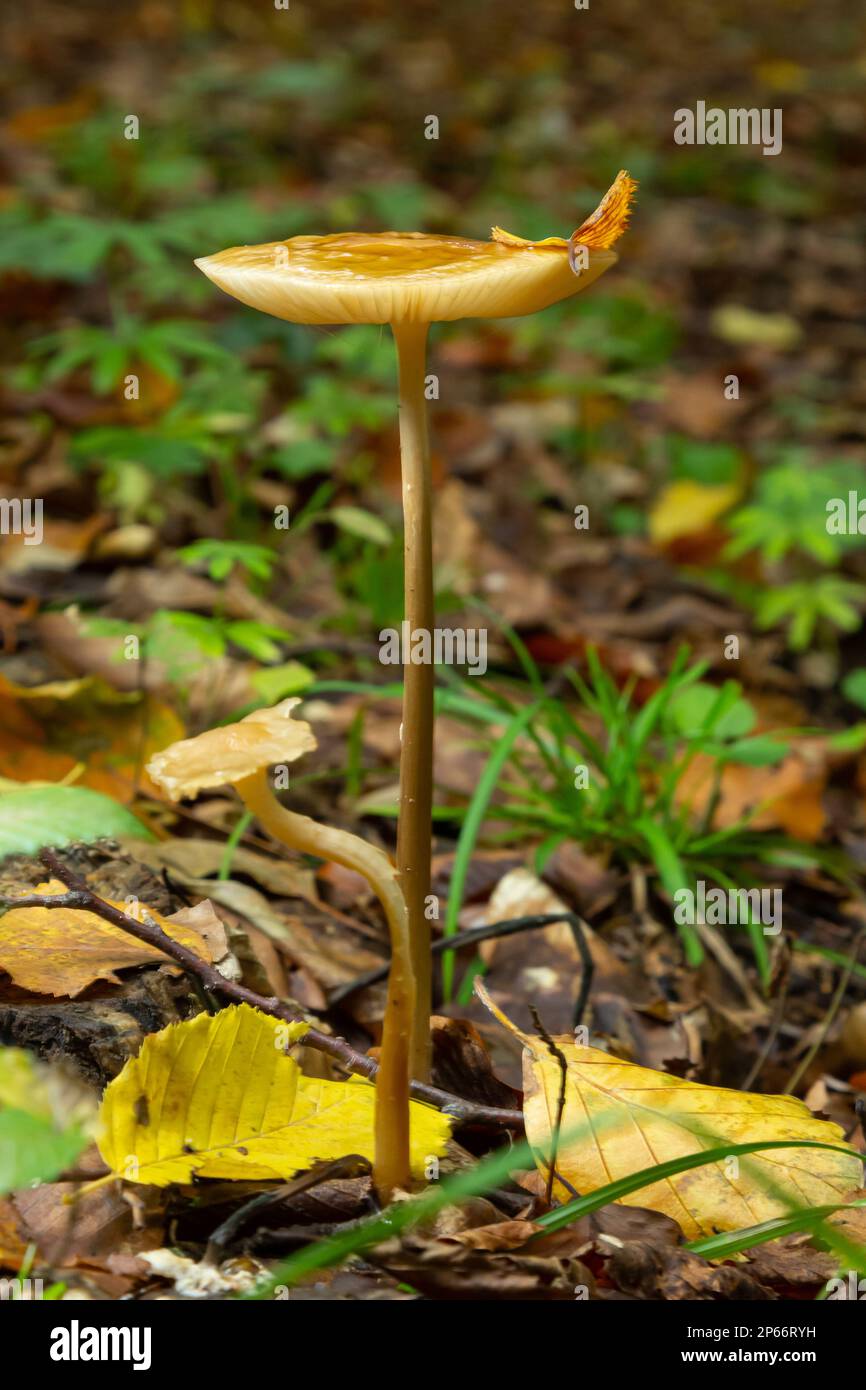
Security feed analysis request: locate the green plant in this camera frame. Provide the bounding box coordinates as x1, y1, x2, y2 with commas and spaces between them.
754, 575, 866, 651
725, 456, 866, 565
316, 640, 844, 988
29, 316, 233, 394
83, 609, 296, 684
441, 645, 815, 978
720, 454, 866, 649
177, 539, 279, 585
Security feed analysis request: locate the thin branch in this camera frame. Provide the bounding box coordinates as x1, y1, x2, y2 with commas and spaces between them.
529, 1004, 569, 1207
330, 911, 595, 1028
204, 1154, 372, 1264
3, 850, 524, 1132
741, 945, 791, 1092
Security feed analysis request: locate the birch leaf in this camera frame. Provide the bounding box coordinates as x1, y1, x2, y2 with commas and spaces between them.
476, 982, 862, 1239
98, 1004, 450, 1185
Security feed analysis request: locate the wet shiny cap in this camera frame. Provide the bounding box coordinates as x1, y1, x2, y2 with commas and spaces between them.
195, 171, 636, 326
146, 698, 317, 801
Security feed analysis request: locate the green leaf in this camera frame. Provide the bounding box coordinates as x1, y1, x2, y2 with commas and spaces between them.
251, 662, 315, 704
668, 682, 755, 741
842, 669, 866, 712
270, 438, 335, 479
828, 722, 866, 754
0, 786, 152, 857
669, 437, 742, 486
329, 506, 392, 546
146, 611, 226, 667
722, 736, 789, 766
177, 540, 278, 584
0, 1109, 86, 1194
71, 426, 207, 478
224, 621, 286, 662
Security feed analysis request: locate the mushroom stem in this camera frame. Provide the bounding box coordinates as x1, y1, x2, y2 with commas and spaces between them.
235, 769, 414, 1197
392, 318, 434, 1083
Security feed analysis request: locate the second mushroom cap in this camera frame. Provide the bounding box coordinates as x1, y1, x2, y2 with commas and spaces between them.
146, 698, 317, 801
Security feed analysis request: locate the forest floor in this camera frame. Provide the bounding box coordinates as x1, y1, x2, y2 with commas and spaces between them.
0, 0, 865, 1301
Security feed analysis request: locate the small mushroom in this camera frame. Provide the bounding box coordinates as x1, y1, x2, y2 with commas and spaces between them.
195, 171, 636, 1079
146, 698, 414, 1197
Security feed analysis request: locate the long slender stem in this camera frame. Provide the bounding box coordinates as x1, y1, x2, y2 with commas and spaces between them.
236, 770, 413, 1197
392, 318, 434, 1082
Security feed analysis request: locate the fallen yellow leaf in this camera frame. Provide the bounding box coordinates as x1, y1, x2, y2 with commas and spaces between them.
711, 304, 801, 351
98, 1004, 451, 1185
477, 982, 861, 1239
648, 478, 742, 546
0, 880, 211, 997
0, 672, 184, 800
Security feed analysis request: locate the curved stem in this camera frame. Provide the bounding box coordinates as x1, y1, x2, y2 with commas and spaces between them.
392, 318, 434, 1082
236, 770, 413, 1197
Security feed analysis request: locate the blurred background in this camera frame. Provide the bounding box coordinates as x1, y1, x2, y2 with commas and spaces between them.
0, 0, 865, 800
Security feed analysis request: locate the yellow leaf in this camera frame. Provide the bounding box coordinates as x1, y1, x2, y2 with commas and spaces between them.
753, 60, 808, 93
648, 478, 742, 545
477, 982, 861, 1240
0, 880, 211, 997
0, 1045, 98, 1135
0, 671, 184, 800
711, 304, 801, 351
97, 1004, 451, 1186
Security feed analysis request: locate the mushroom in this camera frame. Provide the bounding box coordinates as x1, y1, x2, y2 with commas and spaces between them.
146, 698, 415, 1197
194, 171, 637, 1080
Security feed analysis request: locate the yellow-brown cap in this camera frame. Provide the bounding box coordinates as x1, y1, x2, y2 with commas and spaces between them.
195, 172, 636, 327
146, 698, 317, 801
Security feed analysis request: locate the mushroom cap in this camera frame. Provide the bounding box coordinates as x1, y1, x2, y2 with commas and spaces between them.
146, 698, 317, 801
195, 172, 636, 327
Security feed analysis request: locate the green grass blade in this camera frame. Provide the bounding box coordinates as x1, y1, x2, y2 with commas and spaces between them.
247, 1134, 537, 1297
441, 701, 541, 998
687, 1200, 866, 1260
635, 814, 703, 965
533, 1139, 860, 1235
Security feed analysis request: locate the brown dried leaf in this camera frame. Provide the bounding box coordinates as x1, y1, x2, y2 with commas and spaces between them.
0, 879, 211, 997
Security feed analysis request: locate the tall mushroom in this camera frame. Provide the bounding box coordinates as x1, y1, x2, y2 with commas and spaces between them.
146, 698, 414, 1197
194, 170, 636, 1080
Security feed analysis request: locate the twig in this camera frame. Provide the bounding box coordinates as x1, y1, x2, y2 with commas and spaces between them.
330, 912, 595, 1028
204, 1155, 372, 1264
741, 945, 791, 1092
528, 1004, 569, 1207
2, 850, 524, 1132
